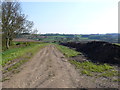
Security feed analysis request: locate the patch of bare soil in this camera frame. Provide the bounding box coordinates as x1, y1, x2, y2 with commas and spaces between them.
2, 45, 119, 88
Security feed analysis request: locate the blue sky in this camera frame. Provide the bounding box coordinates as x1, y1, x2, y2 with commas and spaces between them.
20, 0, 119, 34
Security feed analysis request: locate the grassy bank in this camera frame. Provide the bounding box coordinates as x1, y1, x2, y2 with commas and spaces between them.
55, 44, 80, 57
55, 44, 118, 78
1, 42, 48, 66
69, 60, 118, 77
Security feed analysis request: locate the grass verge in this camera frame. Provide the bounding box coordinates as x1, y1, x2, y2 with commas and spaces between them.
113, 43, 120, 46
2, 43, 49, 66
55, 44, 80, 57
69, 60, 118, 77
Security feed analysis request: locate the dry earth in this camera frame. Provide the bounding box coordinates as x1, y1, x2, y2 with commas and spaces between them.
2, 45, 119, 88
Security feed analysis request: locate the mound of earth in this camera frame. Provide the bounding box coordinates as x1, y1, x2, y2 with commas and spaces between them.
61, 41, 120, 64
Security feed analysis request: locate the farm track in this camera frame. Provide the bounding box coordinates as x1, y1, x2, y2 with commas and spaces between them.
3, 45, 81, 88
2, 45, 119, 88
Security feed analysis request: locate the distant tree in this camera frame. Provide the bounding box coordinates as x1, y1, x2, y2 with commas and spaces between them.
74, 37, 79, 42
67, 37, 72, 41
2, 0, 33, 49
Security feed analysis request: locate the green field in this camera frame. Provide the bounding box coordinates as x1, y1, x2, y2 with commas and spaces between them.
19, 33, 119, 43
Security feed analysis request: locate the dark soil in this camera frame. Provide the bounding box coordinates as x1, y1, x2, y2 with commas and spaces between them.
61, 41, 120, 65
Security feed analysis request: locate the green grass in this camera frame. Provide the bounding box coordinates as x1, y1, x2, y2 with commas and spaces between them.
113, 43, 120, 46
99, 70, 118, 77
81, 70, 93, 76
1, 43, 48, 66
55, 44, 80, 57
69, 60, 118, 77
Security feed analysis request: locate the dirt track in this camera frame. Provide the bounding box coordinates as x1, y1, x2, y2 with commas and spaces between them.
2, 45, 119, 88
3, 45, 82, 88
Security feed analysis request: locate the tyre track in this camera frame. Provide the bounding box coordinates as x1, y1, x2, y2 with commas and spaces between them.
3, 44, 110, 88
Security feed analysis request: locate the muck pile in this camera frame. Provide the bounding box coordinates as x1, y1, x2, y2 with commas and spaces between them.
61, 41, 120, 64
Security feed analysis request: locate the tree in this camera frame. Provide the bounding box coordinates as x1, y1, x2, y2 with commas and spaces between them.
2, 0, 33, 49
74, 37, 79, 42
21, 20, 34, 34
0, 1, 2, 52
31, 29, 38, 34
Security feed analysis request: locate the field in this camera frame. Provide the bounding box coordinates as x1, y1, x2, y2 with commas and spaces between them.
2, 1, 119, 88
17, 33, 119, 43
2, 41, 119, 88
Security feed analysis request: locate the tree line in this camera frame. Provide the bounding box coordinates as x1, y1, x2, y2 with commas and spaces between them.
1, 0, 37, 50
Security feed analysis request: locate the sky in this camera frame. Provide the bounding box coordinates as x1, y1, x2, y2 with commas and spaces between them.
20, 0, 119, 34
